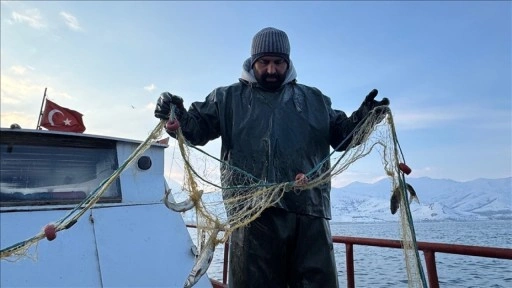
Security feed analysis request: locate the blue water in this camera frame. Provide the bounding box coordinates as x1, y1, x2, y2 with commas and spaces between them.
330, 220, 512, 288
203, 220, 511, 287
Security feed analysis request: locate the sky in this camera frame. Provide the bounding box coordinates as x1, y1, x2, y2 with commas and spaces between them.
1, 1, 511, 188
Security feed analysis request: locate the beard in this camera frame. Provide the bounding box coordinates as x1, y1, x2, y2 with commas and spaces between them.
255, 72, 286, 91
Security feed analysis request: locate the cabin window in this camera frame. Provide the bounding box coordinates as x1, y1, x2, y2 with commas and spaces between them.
0, 141, 121, 206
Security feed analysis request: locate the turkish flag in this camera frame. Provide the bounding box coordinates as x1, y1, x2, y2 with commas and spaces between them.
40, 99, 86, 133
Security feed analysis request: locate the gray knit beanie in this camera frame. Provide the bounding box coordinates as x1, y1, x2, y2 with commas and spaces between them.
251, 27, 290, 67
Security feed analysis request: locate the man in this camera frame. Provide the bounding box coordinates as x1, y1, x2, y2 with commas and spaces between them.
155, 27, 389, 288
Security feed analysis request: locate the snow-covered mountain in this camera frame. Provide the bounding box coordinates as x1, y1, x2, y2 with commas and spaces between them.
330, 177, 511, 222
168, 177, 511, 223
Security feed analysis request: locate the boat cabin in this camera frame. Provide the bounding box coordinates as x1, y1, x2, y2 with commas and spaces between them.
0, 127, 212, 287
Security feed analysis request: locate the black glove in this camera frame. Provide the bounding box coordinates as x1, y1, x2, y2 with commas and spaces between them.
363, 89, 389, 110
154, 92, 186, 120
355, 89, 390, 121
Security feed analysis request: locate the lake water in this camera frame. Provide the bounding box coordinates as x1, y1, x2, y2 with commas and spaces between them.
197, 220, 512, 287
330, 220, 511, 288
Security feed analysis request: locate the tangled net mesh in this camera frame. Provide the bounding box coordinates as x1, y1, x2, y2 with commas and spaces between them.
167, 107, 427, 287
0, 106, 426, 287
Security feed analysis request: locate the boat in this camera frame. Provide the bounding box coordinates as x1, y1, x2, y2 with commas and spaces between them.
1, 127, 511, 288
0, 127, 218, 288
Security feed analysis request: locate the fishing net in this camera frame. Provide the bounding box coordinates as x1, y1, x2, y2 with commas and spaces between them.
166, 107, 428, 288
0, 105, 427, 288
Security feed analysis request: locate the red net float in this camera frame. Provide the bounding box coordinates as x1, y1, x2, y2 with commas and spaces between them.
44, 224, 57, 241
165, 120, 180, 132
399, 163, 412, 175
295, 173, 308, 186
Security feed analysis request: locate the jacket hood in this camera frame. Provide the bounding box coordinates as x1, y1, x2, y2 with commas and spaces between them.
240, 57, 297, 86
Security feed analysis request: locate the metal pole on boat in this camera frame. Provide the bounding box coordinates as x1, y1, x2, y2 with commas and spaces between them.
36, 87, 48, 130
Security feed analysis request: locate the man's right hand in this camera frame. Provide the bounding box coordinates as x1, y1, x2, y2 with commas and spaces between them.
154, 92, 185, 120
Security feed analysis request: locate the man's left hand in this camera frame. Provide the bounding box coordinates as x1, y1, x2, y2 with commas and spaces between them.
363, 89, 389, 109
355, 89, 390, 123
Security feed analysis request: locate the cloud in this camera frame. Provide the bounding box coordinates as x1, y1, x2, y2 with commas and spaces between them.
145, 102, 156, 111
1, 111, 37, 129
10, 9, 46, 29
0, 73, 47, 128
59, 11, 83, 31
391, 104, 481, 130
9, 65, 27, 75
144, 83, 156, 92
0, 72, 74, 128
391, 102, 512, 132
0, 74, 45, 105
9, 65, 35, 75
393, 110, 458, 129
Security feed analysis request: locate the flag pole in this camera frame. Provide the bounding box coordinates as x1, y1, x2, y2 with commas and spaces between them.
36, 87, 48, 130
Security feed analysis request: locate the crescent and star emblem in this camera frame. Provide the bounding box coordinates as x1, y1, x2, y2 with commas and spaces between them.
47, 109, 73, 126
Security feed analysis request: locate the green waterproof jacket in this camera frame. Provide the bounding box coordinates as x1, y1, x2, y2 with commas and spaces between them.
178, 59, 366, 219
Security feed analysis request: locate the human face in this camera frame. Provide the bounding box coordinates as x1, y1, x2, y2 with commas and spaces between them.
253, 56, 288, 91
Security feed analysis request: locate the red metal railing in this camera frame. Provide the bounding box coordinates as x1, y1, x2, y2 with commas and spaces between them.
190, 225, 512, 288
333, 236, 512, 288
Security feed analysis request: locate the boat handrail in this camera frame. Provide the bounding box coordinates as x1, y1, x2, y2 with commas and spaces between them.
333, 235, 512, 288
